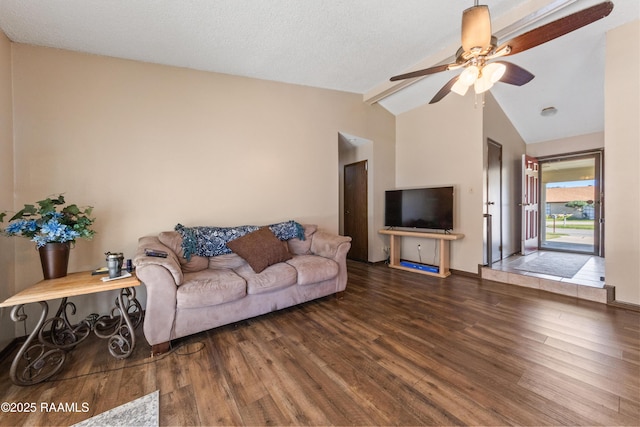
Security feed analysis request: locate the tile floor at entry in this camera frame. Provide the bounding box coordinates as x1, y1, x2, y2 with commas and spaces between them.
481, 251, 611, 304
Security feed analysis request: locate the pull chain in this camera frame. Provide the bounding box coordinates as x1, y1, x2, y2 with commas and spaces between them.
474, 92, 486, 108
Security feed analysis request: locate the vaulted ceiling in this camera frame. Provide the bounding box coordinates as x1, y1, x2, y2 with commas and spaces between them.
0, 0, 637, 143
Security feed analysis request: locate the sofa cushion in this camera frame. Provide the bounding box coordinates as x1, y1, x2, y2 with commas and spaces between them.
208, 253, 247, 270
286, 255, 339, 286
287, 224, 317, 255
227, 227, 292, 273
177, 269, 246, 309
159, 231, 209, 273
234, 262, 297, 295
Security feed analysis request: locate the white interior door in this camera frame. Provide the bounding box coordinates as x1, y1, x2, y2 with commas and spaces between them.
521, 155, 539, 255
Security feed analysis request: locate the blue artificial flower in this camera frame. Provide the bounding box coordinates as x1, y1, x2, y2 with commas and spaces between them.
48, 212, 64, 220
5, 220, 27, 235
38, 219, 81, 244
61, 228, 80, 241
41, 219, 65, 238
43, 220, 71, 241
32, 235, 48, 248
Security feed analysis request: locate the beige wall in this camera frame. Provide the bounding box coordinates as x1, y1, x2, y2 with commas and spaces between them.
604, 20, 640, 305
0, 31, 14, 350
367, 110, 397, 263
395, 94, 483, 273
7, 44, 395, 328
526, 132, 604, 158
483, 92, 527, 261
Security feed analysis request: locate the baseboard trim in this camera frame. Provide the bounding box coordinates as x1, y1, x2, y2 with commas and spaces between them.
608, 300, 640, 312
451, 268, 480, 279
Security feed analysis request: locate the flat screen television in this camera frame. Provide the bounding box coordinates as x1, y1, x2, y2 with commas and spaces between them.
385, 186, 454, 231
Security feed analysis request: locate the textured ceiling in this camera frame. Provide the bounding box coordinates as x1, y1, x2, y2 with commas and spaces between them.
0, 0, 637, 143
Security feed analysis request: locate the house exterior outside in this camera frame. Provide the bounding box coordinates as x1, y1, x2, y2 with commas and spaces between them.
545, 186, 596, 219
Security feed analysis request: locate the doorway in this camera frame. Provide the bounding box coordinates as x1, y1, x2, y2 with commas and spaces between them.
344, 160, 368, 261
539, 151, 603, 256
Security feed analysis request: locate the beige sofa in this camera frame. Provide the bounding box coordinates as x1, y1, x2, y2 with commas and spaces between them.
133, 224, 351, 354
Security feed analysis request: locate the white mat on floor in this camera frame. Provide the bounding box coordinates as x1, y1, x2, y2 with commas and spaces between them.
513, 252, 591, 278
73, 390, 158, 427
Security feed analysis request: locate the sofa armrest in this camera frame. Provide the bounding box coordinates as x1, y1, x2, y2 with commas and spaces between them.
310, 230, 352, 292
133, 236, 182, 346
133, 236, 183, 285
310, 230, 352, 260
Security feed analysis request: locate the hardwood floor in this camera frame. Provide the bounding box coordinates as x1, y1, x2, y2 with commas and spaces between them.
1, 260, 638, 426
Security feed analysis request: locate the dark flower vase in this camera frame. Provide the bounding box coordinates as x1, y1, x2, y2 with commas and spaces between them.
38, 242, 71, 279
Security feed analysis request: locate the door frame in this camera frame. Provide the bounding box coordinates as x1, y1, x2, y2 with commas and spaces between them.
486, 139, 503, 264
537, 149, 604, 256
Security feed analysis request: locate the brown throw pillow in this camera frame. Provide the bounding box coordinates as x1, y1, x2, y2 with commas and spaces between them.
226, 227, 292, 273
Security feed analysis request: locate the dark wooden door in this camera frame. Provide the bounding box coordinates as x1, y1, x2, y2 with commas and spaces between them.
487, 140, 502, 263
344, 160, 368, 261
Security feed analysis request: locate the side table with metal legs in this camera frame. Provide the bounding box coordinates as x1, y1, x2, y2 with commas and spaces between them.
1, 271, 143, 386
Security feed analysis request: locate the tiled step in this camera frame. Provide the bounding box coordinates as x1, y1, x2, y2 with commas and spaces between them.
481, 267, 613, 304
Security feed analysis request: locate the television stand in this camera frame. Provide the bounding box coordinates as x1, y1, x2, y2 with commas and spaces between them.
378, 229, 464, 278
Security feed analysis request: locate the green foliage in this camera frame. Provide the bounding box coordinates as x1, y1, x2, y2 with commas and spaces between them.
565, 200, 587, 210
0, 194, 96, 247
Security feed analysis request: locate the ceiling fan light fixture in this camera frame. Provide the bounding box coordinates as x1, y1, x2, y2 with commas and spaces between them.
474, 73, 494, 94
459, 65, 480, 85
451, 79, 471, 96
483, 62, 506, 83
390, 1, 615, 106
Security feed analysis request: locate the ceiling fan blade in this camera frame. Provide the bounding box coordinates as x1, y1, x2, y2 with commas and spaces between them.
390, 64, 452, 82
498, 1, 614, 56
429, 76, 460, 104
494, 61, 535, 86
462, 5, 492, 52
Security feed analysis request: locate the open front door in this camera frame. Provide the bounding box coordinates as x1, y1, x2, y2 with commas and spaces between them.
521, 155, 539, 255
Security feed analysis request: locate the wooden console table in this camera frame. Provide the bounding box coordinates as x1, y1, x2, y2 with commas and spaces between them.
0, 271, 142, 385
379, 229, 464, 278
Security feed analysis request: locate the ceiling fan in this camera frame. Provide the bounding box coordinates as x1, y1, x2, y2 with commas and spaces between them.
390, 1, 614, 104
